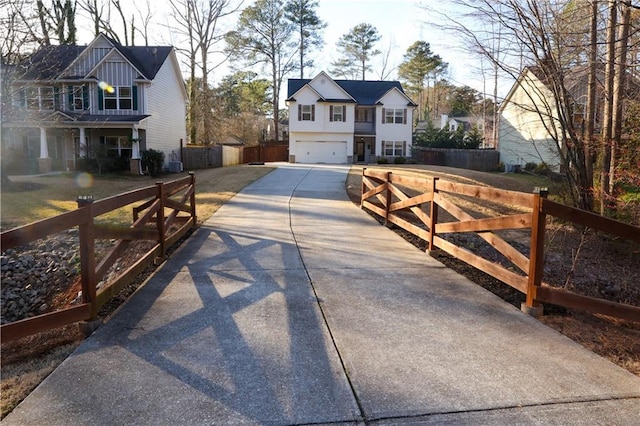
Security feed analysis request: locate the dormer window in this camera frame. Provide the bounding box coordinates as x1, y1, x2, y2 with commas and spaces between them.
298, 104, 315, 121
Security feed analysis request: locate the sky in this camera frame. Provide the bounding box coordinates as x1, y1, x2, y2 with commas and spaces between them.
73, 0, 503, 99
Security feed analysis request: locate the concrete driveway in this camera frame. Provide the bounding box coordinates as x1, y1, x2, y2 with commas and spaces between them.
3, 164, 640, 425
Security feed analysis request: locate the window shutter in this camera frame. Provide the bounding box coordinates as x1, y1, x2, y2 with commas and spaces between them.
329, 105, 334, 122
342, 105, 347, 122
403, 141, 407, 156
381, 108, 385, 124
19, 89, 26, 108
98, 88, 104, 111
68, 85, 73, 109
298, 104, 302, 121
82, 86, 89, 110
403, 108, 407, 124
311, 105, 315, 121
54, 87, 60, 109
132, 86, 138, 110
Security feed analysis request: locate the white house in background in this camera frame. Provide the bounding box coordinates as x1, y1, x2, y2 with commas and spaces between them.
286, 72, 416, 164
1, 33, 187, 174
497, 67, 566, 172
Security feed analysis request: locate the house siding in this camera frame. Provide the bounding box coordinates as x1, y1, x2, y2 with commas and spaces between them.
498, 71, 563, 171
145, 51, 186, 165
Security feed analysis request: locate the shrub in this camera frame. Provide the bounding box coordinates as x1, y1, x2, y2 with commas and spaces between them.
376, 157, 389, 164
535, 162, 551, 176
141, 149, 165, 176
525, 162, 537, 172
495, 161, 505, 172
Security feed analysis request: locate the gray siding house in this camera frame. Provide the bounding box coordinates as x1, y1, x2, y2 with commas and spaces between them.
1, 33, 187, 174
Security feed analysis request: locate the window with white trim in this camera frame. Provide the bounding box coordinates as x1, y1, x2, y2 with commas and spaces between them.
383, 140, 406, 157
72, 86, 84, 110
26, 86, 54, 110
330, 105, 345, 122
298, 104, 315, 121
103, 136, 132, 158
104, 86, 133, 110
383, 108, 407, 124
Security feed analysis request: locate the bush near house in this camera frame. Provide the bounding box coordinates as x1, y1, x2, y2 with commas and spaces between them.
141, 149, 165, 177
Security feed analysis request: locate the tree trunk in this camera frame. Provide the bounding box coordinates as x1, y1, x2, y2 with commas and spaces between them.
600, 0, 617, 215
584, 0, 597, 190
610, 1, 631, 197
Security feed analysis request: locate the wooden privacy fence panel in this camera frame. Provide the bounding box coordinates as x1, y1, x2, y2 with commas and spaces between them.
242, 145, 289, 163
0, 173, 197, 342
361, 168, 640, 322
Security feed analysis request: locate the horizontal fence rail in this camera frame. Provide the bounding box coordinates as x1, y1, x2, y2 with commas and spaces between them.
361, 168, 640, 323
1, 173, 197, 342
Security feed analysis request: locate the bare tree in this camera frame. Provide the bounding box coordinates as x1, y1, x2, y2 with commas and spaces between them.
133, 0, 154, 46
169, 0, 241, 145
426, 1, 598, 210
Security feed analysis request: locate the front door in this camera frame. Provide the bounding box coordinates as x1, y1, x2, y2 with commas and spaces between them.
356, 140, 365, 162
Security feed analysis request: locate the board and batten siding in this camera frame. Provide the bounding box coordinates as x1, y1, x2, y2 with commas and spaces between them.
145, 50, 187, 165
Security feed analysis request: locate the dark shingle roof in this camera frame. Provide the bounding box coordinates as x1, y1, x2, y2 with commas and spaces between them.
17, 35, 172, 81
19, 45, 85, 80
288, 78, 412, 105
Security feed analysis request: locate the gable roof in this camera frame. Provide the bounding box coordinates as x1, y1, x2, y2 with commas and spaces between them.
288, 76, 416, 106
16, 34, 173, 82
17, 45, 86, 80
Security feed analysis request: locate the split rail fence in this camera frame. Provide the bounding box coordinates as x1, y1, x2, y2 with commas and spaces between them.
361, 168, 640, 322
1, 173, 197, 342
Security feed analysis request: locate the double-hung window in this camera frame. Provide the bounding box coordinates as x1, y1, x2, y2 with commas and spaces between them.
25, 87, 54, 110
383, 141, 406, 157
330, 105, 346, 122
104, 86, 133, 110
382, 108, 407, 124
298, 104, 315, 121
72, 86, 84, 110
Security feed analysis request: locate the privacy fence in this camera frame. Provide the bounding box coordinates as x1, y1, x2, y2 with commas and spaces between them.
361, 168, 640, 322
1, 174, 197, 342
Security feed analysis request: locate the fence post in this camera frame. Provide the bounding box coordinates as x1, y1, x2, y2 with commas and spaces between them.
156, 181, 166, 258
77, 196, 97, 319
189, 171, 196, 222
384, 172, 392, 227
428, 177, 439, 254
523, 187, 548, 317
360, 168, 366, 208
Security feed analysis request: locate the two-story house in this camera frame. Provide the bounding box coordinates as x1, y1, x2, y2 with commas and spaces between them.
1, 33, 187, 175
286, 72, 416, 164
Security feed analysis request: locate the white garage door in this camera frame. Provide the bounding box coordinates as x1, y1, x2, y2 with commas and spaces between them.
296, 141, 347, 164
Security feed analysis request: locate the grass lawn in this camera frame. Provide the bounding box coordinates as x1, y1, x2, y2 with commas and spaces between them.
1, 165, 275, 229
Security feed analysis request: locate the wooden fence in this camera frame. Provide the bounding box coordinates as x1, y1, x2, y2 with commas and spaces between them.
242, 145, 289, 163
361, 168, 640, 322
412, 147, 500, 172
1, 173, 197, 342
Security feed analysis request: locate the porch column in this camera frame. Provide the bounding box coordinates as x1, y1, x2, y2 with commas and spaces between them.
79, 127, 87, 157
131, 126, 140, 159
130, 125, 142, 174
38, 127, 52, 173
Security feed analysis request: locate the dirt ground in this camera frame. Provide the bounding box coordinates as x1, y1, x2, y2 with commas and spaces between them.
347, 165, 640, 378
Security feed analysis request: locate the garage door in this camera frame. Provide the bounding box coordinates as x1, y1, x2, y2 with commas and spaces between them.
296, 141, 347, 164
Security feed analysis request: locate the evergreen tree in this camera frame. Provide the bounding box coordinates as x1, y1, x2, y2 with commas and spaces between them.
284, 0, 326, 78
331, 23, 381, 80
398, 41, 444, 121
225, 0, 298, 142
